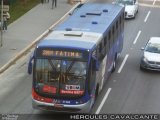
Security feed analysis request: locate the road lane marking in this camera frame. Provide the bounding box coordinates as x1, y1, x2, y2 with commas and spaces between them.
95, 88, 112, 114
144, 11, 151, 23
117, 54, 129, 73
139, 3, 160, 8
153, 0, 156, 5
133, 30, 141, 44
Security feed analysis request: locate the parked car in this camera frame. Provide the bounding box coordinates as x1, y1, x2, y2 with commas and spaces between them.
140, 37, 160, 71
113, 0, 138, 19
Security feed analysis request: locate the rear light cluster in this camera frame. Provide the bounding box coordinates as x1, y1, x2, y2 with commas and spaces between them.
32, 89, 52, 103
42, 85, 57, 94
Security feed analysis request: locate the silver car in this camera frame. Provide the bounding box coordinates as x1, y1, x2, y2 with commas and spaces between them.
140, 37, 160, 71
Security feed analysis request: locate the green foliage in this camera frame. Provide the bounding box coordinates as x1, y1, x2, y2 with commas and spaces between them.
8, 0, 40, 24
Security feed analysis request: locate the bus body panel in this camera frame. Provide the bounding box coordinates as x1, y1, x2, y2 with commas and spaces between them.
29, 3, 124, 113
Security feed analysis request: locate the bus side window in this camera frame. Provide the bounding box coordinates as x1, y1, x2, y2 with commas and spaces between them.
106, 35, 109, 53
104, 37, 107, 54
119, 15, 122, 31
108, 30, 111, 49
121, 14, 124, 30
104, 37, 107, 46
102, 38, 106, 57
120, 14, 124, 31
116, 20, 118, 37
112, 25, 115, 44
88, 53, 96, 94
116, 21, 118, 30
106, 31, 111, 54
99, 42, 102, 53
97, 42, 104, 60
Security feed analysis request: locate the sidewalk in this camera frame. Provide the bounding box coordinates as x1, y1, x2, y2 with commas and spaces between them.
0, 0, 80, 73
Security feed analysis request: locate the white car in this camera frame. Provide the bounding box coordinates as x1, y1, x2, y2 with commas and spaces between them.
140, 37, 160, 71
114, 0, 138, 19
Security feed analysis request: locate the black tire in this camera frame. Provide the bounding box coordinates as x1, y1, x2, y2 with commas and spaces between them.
112, 55, 117, 73
95, 85, 99, 101
112, 61, 116, 72
90, 84, 99, 111
140, 65, 145, 70
133, 13, 136, 19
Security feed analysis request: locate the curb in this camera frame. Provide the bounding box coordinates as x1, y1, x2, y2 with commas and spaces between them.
0, 2, 83, 74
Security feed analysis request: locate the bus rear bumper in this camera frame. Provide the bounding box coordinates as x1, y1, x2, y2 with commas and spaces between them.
32, 98, 92, 113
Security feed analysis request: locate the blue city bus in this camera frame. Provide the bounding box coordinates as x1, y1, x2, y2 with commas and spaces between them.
28, 3, 124, 113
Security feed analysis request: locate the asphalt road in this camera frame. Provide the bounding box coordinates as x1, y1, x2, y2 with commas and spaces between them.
0, 0, 160, 119
92, 0, 160, 114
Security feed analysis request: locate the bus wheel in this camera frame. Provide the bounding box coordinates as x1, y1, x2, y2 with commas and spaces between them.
90, 85, 99, 110
95, 85, 99, 100
112, 57, 117, 72
95, 85, 99, 101
112, 61, 116, 72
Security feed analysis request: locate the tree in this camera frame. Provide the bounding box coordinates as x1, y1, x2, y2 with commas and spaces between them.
21, 0, 29, 5
0, 0, 10, 5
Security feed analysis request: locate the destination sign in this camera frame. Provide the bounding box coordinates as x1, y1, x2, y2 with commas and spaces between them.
41, 50, 83, 58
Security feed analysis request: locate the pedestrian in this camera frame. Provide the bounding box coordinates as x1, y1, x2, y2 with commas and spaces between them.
51, 0, 57, 9
2, 12, 9, 31
3, 15, 7, 31
41, 0, 44, 4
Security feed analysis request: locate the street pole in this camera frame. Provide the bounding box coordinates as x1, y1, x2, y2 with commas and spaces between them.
0, 0, 3, 47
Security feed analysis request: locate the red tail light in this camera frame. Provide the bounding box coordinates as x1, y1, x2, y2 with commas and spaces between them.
32, 89, 52, 103
42, 85, 57, 94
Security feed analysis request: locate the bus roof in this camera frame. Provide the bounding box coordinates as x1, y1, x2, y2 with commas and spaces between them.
55, 3, 123, 33
37, 3, 123, 50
